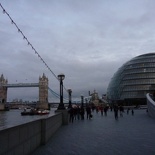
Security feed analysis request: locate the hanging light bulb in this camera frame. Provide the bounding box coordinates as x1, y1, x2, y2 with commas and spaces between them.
2, 9, 5, 14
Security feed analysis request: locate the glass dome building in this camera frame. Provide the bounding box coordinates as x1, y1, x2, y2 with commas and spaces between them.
107, 53, 155, 105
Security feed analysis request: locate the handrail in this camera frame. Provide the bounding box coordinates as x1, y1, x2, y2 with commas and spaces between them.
146, 93, 155, 106
146, 93, 155, 118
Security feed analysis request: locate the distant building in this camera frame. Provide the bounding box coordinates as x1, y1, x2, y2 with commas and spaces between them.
0, 74, 8, 110
89, 90, 107, 106
107, 53, 155, 105
90, 90, 99, 106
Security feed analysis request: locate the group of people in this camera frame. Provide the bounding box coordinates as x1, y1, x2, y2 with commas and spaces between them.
95, 105, 109, 116
94, 104, 135, 120
68, 105, 93, 123
113, 104, 134, 120
68, 104, 110, 123
68, 104, 135, 122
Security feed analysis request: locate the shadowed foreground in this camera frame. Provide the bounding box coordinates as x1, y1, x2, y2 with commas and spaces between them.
32, 109, 155, 155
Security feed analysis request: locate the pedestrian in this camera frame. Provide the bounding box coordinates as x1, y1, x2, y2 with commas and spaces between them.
86, 105, 91, 119
80, 106, 85, 120
100, 106, 104, 116
119, 105, 124, 117
114, 104, 118, 120
104, 106, 108, 116
131, 109, 134, 115
92, 105, 95, 112
110, 106, 113, 111
68, 107, 74, 123
76, 105, 81, 120
96, 106, 99, 113
127, 108, 130, 114
73, 107, 77, 120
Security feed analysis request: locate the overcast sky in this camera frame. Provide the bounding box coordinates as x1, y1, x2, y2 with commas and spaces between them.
1, 0, 155, 102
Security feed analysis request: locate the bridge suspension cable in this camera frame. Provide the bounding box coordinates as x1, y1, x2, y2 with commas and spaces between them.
48, 87, 69, 102
0, 3, 69, 93
48, 87, 92, 103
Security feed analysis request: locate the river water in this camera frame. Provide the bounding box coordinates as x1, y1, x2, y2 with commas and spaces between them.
0, 108, 57, 131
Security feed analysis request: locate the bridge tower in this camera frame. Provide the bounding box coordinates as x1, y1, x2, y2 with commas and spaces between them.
0, 74, 8, 110
38, 73, 49, 109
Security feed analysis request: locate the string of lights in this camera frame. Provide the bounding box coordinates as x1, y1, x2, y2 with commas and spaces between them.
0, 2, 68, 93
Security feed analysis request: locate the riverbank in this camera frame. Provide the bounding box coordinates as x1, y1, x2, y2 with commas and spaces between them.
0, 109, 64, 155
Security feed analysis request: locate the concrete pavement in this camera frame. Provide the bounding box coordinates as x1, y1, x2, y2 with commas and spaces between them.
32, 109, 155, 155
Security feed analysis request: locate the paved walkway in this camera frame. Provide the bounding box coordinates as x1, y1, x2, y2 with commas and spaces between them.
32, 109, 155, 155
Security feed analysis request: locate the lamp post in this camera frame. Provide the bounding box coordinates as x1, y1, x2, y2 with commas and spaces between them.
81, 95, 84, 107
68, 89, 72, 109
57, 73, 65, 110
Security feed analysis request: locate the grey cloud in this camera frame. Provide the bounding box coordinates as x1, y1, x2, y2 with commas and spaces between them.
1, 0, 155, 102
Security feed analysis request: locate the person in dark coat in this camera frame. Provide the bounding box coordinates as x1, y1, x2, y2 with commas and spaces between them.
114, 104, 119, 120
68, 107, 74, 123
100, 106, 104, 116
104, 106, 108, 116
80, 106, 85, 120
76, 105, 81, 120
86, 105, 91, 119
131, 109, 134, 115
119, 105, 124, 117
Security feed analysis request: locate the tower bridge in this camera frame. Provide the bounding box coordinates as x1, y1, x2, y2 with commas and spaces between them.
0, 74, 49, 110
1, 83, 39, 88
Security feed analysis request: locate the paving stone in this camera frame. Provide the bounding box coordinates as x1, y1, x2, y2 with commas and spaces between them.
32, 109, 155, 155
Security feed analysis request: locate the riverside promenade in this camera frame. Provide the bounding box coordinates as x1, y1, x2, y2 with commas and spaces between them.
32, 109, 155, 155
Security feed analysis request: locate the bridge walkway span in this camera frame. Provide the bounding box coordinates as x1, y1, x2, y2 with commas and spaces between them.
1, 83, 39, 88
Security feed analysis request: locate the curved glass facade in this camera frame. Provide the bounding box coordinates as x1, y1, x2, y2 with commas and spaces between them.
107, 53, 155, 105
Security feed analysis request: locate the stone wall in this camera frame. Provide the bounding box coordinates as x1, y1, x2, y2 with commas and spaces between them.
41, 113, 62, 145
0, 112, 62, 155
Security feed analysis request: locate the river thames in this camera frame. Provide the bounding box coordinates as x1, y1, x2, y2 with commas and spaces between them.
0, 108, 56, 131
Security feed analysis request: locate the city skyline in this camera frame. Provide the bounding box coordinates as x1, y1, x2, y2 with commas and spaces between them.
1, 0, 155, 102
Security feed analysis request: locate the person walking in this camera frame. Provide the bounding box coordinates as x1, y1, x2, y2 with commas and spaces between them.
119, 105, 124, 117
100, 106, 104, 116
131, 109, 134, 115
80, 106, 85, 120
68, 107, 74, 123
104, 106, 108, 116
127, 108, 130, 114
114, 104, 119, 120
86, 105, 91, 119
76, 105, 81, 120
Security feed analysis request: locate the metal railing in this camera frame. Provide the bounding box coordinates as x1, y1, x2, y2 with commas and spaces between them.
146, 93, 155, 118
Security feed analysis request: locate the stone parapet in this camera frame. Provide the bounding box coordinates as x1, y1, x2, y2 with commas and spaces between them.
0, 112, 62, 155
55, 109, 69, 125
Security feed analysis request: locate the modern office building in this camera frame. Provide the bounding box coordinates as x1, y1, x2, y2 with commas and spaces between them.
107, 53, 155, 105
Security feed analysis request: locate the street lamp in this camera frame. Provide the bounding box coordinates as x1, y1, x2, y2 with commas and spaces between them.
68, 89, 72, 109
57, 73, 65, 110
81, 94, 84, 107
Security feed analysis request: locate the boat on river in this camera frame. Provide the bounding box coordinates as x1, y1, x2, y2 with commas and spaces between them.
21, 109, 50, 116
